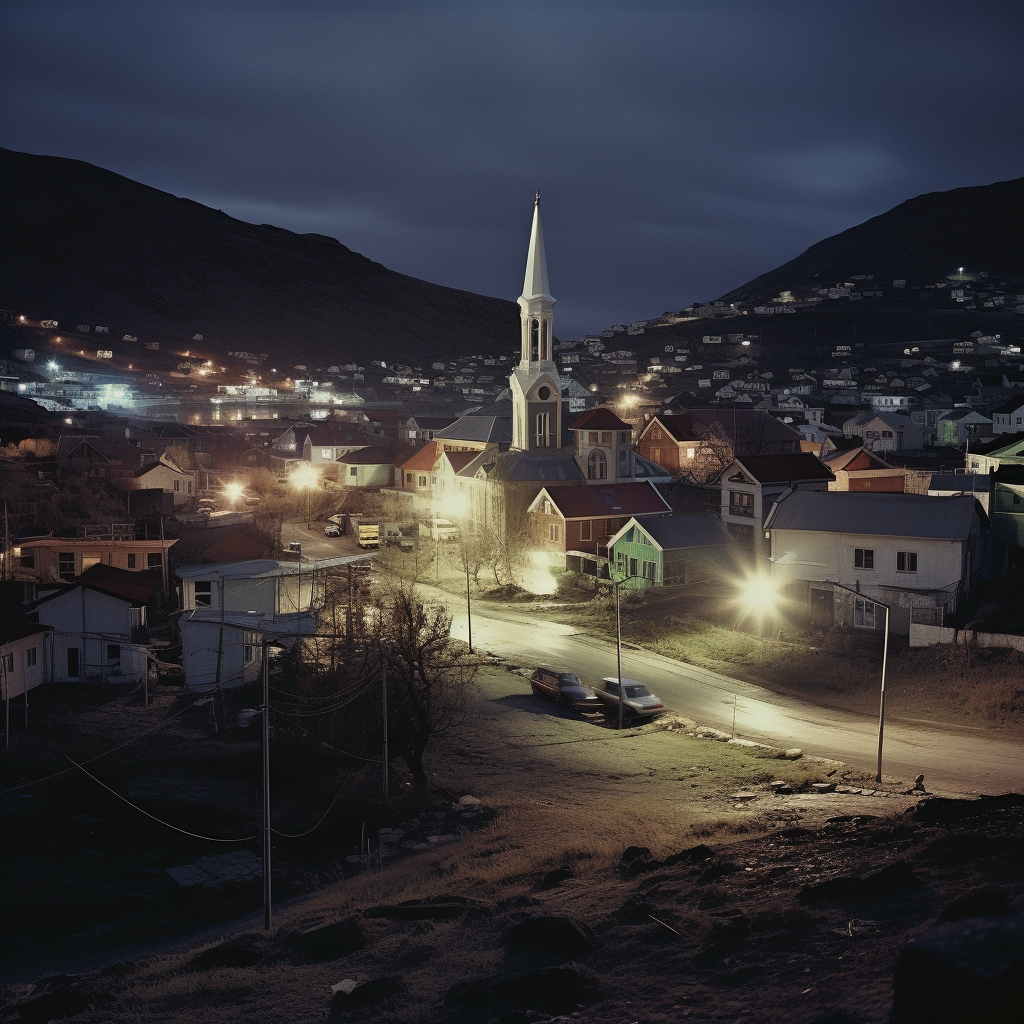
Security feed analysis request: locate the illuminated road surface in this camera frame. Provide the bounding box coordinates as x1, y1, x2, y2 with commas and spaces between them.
433, 590, 1024, 796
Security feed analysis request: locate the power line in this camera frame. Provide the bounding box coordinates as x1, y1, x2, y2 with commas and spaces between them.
59, 749, 258, 843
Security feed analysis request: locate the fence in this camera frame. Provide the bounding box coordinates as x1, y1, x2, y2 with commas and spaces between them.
909, 622, 1024, 653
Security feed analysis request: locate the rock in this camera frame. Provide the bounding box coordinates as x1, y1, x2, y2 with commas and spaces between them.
377, 827, 405, 843
330, 979, 358, 995
835, 785, 853, 793
459, 795, 482, 806
730, 792, 758, 801
782, 748, 803, 760
444, 966, 592, 1014
539, 866, 574, 889
890, 911, 1024, 1023
328, 977, 403, 1017
283, 917, 366, 963
364, 898, 467, 921
663, 844, 716, 867
695, 727, 731, 741
502, 916, 597, 958
811, 782, 836, 793
937, 889, 1012, 924
187, 934, 266, 971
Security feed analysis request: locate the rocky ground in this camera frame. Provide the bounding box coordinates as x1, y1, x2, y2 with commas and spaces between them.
2, 667, 1022, 1023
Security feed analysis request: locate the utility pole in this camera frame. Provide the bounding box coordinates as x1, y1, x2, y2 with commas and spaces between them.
382, 658, 389, 803
876, 604, 890, 784
261, 639, 272, 930
615, 580, 624, 731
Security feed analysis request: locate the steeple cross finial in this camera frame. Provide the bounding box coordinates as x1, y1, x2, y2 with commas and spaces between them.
535, 191, 541, 206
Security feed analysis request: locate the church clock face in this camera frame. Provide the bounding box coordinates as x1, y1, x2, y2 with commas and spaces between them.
537, 385, 551, 401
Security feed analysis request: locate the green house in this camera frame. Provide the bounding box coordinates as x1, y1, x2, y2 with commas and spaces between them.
607, 514, 735, 589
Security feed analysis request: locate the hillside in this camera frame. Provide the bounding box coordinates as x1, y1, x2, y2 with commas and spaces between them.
719, 176, 1024, 306
0, 148, 520, 368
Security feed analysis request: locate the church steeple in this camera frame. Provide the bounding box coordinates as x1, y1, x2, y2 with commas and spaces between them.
510, 193, 562, 451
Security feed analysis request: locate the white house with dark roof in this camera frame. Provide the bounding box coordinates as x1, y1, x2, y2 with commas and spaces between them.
764, 491, 991, 633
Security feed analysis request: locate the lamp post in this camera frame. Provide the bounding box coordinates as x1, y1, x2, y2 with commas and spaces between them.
600, 570, 643, 730
291, 464, 318, 530
747, 574, 891, 784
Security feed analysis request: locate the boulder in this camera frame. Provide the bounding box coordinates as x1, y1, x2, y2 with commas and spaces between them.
890, 911, 1024, 1023
444, 966, 592, 1014
187, 934, 266, 971
502, 916, 597, 958
327, 977, 403, 1018
282, 917, 366, 963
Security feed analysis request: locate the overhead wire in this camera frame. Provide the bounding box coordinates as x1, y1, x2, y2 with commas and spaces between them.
58, 749, 258, 843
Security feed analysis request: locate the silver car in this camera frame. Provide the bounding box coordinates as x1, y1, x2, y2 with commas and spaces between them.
597, 677, 666, 723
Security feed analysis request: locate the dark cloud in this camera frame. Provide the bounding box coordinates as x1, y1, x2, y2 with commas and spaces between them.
2, 0, 1021, 337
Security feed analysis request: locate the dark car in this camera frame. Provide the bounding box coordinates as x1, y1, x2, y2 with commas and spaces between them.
529, 666, 601, 711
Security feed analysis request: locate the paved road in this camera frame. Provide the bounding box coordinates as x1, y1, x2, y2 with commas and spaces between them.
428, 588, 1024, 796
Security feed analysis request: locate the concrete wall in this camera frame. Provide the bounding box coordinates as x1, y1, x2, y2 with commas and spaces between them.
910, 623, 1024, 653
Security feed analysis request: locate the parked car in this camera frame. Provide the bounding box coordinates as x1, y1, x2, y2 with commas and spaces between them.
594, 677, 666, 724
324, 524, 342, 537
529, 666, 601, 711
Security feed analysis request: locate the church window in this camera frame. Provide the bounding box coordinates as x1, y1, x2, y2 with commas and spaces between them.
541, 320, 549, 361
589, 432, 599, 444
531, 319, 540, 362
588, 449, 608, 480
534, 412, 551, 448
600, 432, 612, 445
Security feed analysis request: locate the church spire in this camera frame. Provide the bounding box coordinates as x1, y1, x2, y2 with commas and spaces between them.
521, 191, 554, 304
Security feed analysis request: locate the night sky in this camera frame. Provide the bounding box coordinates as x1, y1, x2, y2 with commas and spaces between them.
2, 1, 1022, 339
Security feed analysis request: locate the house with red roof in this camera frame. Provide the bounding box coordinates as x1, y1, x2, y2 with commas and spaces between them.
528, 481, 672, 574
717, 453, 833, 553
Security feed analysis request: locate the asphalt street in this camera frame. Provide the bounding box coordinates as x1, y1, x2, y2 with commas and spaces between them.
428, 587, 1024, 797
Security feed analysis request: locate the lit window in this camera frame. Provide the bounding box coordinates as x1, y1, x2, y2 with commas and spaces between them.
729, 491, 754, 517
321, 449, 332, 459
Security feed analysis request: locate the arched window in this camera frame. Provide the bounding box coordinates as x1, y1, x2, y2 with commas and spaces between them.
588, 449, 608, 480
531, 319, 540, 362
540, 320, 548, 361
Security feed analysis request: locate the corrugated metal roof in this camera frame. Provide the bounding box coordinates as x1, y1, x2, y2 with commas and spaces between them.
767, 490, 978, 540
634, 514, 733, 550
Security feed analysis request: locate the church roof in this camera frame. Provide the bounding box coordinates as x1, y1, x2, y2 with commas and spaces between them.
433, 400, 513, 444
493, 451, 585, 484
521, 193, 553, 303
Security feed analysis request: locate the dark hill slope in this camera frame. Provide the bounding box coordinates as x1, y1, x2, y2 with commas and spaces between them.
720, 176, 1024, 305
0, 147, 519, 366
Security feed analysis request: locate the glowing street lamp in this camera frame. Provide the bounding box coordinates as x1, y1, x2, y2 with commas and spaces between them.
224, 481, 244, 506
291, 463, 319, 528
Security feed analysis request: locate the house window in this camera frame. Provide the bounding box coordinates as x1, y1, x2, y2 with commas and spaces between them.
243, 631, 259, 664
881, 430, 893, 439
58, 552, 75, 580
26, 647, 37, 668
616, 551, 625, 574
173, 479, 180, 491
629, 556, 639, 578
652, 428, 662, 440
589, 432, 599, 443
642, 560, 657, 581
588, 449, 608, 480
548, 523, 560, 542
321, 449, 332, 460
729, 491, 754, 517
579, 520, 592, 541
20, 553, 34, 570
127, 554, 136, 569
854, 548, 874, 570
650, 448, 661, 463
896, 551, 918, 573
194, 581, 213, 607
620, 432, 630, 444
418, 475, 427, 487
350, 466, 358, 476
147, 553, 162, 570
854, 598, 877, 629
543, 499, 552, 515
187, 480, 193, 494
2, 653, 13, 673
107, 644, 121, 665
601, 432, 612, 445
406, 472, 413, 483
686, 447, 695, 459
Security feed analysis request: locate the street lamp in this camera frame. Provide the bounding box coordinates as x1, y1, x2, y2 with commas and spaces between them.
599, 570, 644, 730
745, 573, 891, 785
291, 463, 319, 529
224, 481, 244, 506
